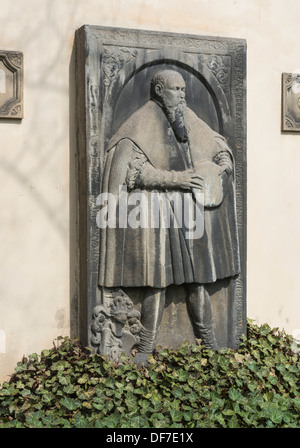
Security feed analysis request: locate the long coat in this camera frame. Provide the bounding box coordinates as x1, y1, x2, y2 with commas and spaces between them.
98, 100, 240, 288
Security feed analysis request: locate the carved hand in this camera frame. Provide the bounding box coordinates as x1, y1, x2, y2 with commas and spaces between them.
213, 151, 233, 174
180, 168, 204, 190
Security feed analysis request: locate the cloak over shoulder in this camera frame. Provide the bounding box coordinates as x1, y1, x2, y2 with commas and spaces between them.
98, 100, 240, 288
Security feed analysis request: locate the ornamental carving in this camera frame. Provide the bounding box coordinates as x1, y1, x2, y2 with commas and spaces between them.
0, 51, 23, 119
103, 46, 138, 86
282, 72, 300, 131
201, 54, 231, 94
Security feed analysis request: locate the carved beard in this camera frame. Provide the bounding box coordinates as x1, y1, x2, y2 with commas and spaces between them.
162, 100, 189, 143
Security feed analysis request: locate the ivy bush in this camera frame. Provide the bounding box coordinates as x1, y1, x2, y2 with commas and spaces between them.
0, 319, 299, 428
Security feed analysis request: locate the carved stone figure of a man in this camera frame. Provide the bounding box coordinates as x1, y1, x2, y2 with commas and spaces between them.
98, 69, 240, 364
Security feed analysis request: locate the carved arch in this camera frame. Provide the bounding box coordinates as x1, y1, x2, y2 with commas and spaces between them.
102, 49, 232, 144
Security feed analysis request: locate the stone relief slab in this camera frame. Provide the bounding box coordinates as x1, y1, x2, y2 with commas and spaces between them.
75, 26, 247, 362
282, 73, 300, 131
0, 51, 23, 119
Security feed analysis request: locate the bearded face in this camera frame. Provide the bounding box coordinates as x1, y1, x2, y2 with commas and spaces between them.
153, 71, 190, 142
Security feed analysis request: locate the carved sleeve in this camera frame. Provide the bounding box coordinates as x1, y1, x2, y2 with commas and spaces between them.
213, 133, 233, 175
125, 144, 148, 189
125, 143, 188, 190
136, 163, 186, 190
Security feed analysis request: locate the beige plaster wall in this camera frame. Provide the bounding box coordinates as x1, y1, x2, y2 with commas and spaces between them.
1, 0, 300, 382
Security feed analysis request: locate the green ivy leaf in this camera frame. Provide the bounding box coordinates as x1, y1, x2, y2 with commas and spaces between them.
267, 374, 278, 386
50, 360, 69, 372
169, 408, 182, 422
82, 401, 92, 409
41, 391, 55, 404
59, 397, 81, 411
152, 414, 169, 428
77, 373, 90, 384
21, 388, 31, 397
269, 409, 284, 425
228, 388, 242, 402
177, 369, 190, 382
92, 398, 105, 411
130, 415, 148, 428
291, 398, 300, 411
103, 377, 116, 389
